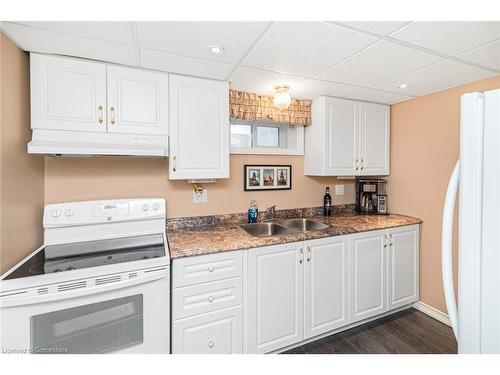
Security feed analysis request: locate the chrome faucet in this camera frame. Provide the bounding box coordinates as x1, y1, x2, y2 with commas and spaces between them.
264, 205, 276, 221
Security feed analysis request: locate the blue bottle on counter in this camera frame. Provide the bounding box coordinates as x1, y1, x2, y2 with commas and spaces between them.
248, 200, 258, 223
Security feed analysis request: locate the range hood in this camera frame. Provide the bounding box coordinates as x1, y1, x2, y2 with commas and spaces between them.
28, 130, 169, 157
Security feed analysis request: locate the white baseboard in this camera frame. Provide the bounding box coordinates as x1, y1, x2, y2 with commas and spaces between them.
412, 301, 451, 327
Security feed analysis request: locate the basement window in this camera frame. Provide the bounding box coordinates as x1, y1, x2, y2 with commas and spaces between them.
230, 120, 304, 155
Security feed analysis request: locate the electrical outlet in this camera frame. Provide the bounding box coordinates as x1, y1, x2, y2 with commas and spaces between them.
335, 185, 344, 196
193, 189, 208, 203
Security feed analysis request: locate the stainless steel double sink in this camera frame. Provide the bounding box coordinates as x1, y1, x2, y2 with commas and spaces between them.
240, 218, 329, 238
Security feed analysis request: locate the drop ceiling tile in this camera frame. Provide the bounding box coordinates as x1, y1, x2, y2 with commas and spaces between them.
48, 22, 134, 44
458, 39, 500, 71
10, 21, 52, 29
318, 40, 444, 87
338, 21, 409, 36
137, 22, 271, 64
229, 66, 308, 96
390, 21, 500, 56
376, 60, 497, 97
140, 48, 234, 80
346, 88, 412, 104
242, 21, 377, 77
2, 22, 137, 66
291, 79, 360, 100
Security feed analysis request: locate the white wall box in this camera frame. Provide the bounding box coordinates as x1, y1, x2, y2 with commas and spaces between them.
28, 53, 169, 156
169, 74, 230, 180
304, 96, 389, 176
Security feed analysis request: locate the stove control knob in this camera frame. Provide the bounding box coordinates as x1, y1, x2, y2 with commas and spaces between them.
64, 208, 75, 217
142, 204, 150, 212
51, 209, 62, 218
152, 203, 160, 211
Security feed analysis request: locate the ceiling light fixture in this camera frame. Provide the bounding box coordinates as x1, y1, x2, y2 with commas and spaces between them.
273, 85, 291, 109
398, 83, 409, 89
208, 44, 225, 55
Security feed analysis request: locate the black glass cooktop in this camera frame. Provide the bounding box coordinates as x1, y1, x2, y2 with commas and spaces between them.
4, 234, 165, 280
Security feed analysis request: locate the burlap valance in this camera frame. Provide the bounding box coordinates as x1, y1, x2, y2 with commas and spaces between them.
229, 90, 311, 126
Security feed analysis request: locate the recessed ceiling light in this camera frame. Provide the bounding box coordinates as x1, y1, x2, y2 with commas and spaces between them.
208, 45, 225, 55
398, 83, 409, 89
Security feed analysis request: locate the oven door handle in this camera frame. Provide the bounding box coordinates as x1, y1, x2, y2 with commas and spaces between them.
0, 268, 168, 308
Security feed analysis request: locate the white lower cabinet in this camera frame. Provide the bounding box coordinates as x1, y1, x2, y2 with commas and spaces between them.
172, 224, 419, 354
172, 306, 243, 354
349, 229, 388, 323
171, 252, 244, 354
246, 243, 304, 354
304, 236, 349, 339
388, 225, 419, 310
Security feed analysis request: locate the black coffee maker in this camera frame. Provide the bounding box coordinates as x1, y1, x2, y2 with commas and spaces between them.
355, 179, 388, 215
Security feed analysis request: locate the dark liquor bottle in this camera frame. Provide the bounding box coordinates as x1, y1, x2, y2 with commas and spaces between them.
323, 187, 332, 216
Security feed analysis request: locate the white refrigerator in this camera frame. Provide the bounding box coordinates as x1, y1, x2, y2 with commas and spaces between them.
442, 88, 500, 354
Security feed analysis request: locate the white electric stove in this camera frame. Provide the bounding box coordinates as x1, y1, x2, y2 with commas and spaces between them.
0, 198, 170, 354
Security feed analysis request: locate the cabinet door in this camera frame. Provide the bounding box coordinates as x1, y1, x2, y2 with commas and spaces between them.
304, 236, 349, 339
169, 75, 229, 180
325, 98, 360, 175
107, 65, 168, 135
349, 230, 387, 323
30, 53, 107, 132
359, 103, 390, 175
172, 306, 242, 354
246, 243, 304, 353
388, 225, 419, 309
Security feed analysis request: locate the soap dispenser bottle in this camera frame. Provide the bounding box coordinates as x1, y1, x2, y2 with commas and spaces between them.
248, 200, 258, 223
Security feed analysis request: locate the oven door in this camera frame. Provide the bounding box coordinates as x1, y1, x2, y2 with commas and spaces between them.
0, 270, 169, 354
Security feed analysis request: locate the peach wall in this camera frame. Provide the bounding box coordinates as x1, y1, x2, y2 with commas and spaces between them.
389, 74, 500, 314
0, 33, 45, 273
44, 155, 355, 218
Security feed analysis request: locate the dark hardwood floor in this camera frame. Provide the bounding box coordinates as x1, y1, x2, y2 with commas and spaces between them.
284, 308, 457, 354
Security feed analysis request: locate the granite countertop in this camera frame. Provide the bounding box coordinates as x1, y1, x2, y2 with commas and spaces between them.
167, 212, 422, 259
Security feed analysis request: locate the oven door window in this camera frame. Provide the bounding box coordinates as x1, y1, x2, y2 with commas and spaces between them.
30, 295, 143, 354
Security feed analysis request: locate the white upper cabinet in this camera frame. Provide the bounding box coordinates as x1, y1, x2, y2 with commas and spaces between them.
169, 74, 229, 180
107, 65, 168, 135
326, 98, 359, 175
29, 53, 169, 156
31, 53, 107, 132
359, 102, 390, 175
305, 96, 390, 176
304, 236, 350, 339
246, 243, 304, 354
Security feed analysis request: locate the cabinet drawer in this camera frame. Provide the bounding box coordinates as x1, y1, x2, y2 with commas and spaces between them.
172, 250, 243, 287
172, 306, 243, 354
172, 277, 243, 320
